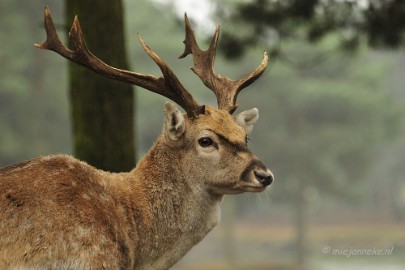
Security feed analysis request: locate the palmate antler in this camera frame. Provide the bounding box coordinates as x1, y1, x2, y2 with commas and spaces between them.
36, 7, 268, 117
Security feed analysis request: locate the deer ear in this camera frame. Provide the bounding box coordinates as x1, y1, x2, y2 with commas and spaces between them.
164, 101, 186, 140
235, 108, 259, 135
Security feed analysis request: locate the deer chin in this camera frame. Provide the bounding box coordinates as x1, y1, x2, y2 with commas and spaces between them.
207, 179, 267, 195
237, 182, 268, 193
231, 177, 269, 193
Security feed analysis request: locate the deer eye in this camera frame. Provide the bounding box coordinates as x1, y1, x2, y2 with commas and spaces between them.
198, 137, 214, 147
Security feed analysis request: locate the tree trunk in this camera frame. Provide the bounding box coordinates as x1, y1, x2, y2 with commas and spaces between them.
66, 0, 135, 172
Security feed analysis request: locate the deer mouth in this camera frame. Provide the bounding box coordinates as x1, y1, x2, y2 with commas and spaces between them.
237, 178, 270, 193
208, 173, 272, 195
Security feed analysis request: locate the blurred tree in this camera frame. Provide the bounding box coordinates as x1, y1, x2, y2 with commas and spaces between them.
66, 0, 135, 172
216, 0, 405, 59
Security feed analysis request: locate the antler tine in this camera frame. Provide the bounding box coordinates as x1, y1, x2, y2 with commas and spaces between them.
35, 6, 204, 118
137, 34, 204, 117
179, 14, 268, 114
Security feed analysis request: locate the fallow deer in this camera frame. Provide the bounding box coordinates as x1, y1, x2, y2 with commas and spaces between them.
0, 7, 273, 270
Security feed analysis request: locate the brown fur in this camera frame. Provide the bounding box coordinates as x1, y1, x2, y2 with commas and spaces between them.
0, 105, 272, 269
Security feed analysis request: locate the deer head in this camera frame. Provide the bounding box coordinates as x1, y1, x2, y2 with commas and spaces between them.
35, 7, 273, 194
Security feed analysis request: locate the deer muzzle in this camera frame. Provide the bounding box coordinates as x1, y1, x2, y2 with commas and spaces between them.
241, 159, 274, 188
254, 168, 274, 186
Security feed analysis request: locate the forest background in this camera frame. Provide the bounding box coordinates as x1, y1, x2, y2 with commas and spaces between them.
0, 0, 404, 269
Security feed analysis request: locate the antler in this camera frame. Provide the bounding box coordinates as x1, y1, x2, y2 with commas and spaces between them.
35, 7, 204, 118
179, 14, 268, 114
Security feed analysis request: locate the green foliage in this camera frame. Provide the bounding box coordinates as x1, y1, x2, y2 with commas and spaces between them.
216, 0, 405, 59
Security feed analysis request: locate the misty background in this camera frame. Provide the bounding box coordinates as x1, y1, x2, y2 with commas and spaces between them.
0, 0, 404, 269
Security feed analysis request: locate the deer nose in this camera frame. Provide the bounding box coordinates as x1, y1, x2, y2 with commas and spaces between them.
254, 169, 274, 186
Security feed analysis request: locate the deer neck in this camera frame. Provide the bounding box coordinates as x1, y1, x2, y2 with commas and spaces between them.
119, 136, 223, 269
